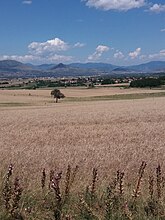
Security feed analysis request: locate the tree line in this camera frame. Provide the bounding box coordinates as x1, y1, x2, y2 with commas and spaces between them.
130, 77, 165, 88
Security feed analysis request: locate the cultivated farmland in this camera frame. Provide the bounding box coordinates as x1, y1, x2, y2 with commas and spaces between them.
0, 87, 165, 187
1, 87, 165, 219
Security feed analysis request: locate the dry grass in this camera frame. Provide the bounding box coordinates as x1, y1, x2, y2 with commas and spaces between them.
0, 87, 165, 191
60, 87, 165, 98
0, 86, 165, 106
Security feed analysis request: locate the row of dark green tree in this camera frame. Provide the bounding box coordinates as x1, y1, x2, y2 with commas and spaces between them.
130, 76, 165, 88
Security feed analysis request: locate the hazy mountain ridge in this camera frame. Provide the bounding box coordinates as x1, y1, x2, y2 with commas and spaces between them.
0, 59, 165, 78
129, 61, 165, 72
69, 62, 118, 71
0, 60, 32, 70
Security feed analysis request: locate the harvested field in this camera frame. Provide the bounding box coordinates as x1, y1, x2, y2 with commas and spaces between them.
0, 87, 165, 189
0, 86, 165, 106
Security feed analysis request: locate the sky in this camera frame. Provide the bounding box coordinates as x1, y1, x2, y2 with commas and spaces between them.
0, 0, 165, 65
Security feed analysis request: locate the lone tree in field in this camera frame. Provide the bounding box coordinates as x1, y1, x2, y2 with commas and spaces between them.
51, 89, 65, 103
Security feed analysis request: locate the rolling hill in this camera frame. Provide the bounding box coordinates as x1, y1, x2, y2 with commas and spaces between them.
0, 59, 165, 78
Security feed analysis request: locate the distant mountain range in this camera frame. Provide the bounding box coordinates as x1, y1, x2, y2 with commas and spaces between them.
0, 59, 165, 78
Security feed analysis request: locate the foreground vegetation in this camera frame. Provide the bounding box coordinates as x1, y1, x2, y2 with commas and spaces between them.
1, 162, 165, 219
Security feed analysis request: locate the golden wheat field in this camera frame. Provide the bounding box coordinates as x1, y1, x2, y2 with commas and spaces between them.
0, 87, 165, 189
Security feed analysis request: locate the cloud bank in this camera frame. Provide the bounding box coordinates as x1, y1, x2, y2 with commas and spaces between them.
1, 38, 75, 64
0, 37, 87, 64
1, 36, 164, 64
148, 49, 165, 59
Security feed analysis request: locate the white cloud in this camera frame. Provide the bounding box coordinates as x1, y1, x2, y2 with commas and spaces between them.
149, 4, 165, 13
28, 38, 69, 56
148, 49, 165, 59
114, 50, 124, 59
129, 48, 141, 59
22, 0, 32, 4
161, 28, 165, 32
88, 45, 109, 61
83, 0, 145, 11
74, 42, 86, 48
96, 45, 109, 53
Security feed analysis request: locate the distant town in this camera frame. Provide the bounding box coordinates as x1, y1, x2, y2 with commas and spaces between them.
1, 74, 165, 90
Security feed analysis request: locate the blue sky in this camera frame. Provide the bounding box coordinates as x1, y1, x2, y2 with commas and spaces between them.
0, 0, 165, 65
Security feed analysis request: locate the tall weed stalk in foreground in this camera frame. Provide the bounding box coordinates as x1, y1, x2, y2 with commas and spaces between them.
132, 161, 147, 201
3, 164, 13, 211
2, 164, 23, 220
51, 171, 62, 220
1, 161, 165, 220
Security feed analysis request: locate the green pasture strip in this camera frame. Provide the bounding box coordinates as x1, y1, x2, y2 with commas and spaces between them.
64, 92, 165, 102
